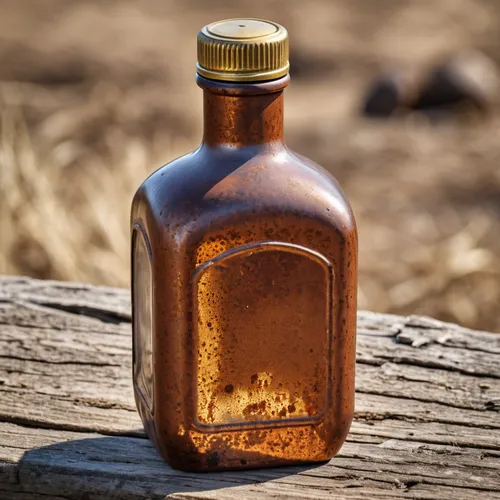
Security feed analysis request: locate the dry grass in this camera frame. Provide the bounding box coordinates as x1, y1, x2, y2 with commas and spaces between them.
0, 83, 192, 286
1, 0, 500, 332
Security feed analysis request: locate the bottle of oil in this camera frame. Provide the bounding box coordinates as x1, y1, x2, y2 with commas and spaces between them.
131, 18, 357, 471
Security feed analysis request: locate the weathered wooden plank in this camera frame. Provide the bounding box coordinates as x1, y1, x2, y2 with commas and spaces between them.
3, 423, 497, 474
356, 392, 500, 429
357, 334, 500, 378
0, 324, 130, 362
401, 315, 500, 352
0, 486, 72, 500
357, 363, 500, 411
0, 301, 130, 335
350, 419, 500, 450
358, 312, 500, 349
2, 335, 499, 439
169, 491, 499, 500
0, 276, 131, 321
2, 349, 498, 434
2, 308, 498, 437
1, 423, 499, 500
0, 276, 499, 499
3, 276, 498, 350
0, 389, 142, 435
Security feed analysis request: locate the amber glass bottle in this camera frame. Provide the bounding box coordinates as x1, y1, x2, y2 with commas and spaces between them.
131, 18, 357, 471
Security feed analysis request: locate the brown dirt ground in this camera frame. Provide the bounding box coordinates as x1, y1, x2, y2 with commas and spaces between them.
1, 0, 500, 331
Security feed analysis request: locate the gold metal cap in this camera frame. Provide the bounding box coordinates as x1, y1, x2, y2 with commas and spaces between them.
197, 19, 289, 82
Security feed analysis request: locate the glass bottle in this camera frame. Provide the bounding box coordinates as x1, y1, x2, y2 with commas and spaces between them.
131, 18, 357, 471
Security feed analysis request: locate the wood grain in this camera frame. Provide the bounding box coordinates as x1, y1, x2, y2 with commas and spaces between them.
0, 276, 499, 499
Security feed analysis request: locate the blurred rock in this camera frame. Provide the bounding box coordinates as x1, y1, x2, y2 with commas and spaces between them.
361, 70, 421, 117
415, 50, 500, 112
362, 50, 500, 118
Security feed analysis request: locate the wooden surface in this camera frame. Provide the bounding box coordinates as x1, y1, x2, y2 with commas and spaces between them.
0, 276, 499, 499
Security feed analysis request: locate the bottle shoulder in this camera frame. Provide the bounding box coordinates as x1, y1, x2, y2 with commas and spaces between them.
132, 145, 356, 239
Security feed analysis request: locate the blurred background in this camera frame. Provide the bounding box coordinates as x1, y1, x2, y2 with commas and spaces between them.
1, 0, 499, 332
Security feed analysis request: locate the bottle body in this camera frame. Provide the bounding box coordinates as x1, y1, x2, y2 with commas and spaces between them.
131, 130, 357, 470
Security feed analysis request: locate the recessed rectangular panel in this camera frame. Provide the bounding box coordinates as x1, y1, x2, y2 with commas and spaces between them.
193, 242, 332, 430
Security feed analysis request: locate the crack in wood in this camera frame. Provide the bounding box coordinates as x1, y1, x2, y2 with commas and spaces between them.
366, 355, 500, 379
34, 302, 130, 325
0, 355, 121, 368
355, 389, 500, 415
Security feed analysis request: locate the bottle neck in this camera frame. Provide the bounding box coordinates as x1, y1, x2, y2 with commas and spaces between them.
197, 74, 289, 148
